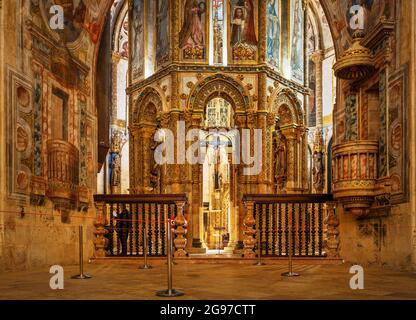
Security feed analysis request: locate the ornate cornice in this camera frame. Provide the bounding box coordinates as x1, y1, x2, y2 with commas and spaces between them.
126, 64, 309, 96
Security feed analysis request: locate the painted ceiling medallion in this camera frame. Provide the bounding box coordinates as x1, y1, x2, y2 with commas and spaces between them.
333, 30, 375, 81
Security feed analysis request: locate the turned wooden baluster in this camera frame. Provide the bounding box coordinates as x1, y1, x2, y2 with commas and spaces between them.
243, 200, 256, 258
285, 204, 289, 256
173, 201, 188, 257
305, 203, 310, 256
278, 203, 283, 256
135, 203, 139, 255
272, 203, 277, 256
298, 203, 303, 256
129, 203, 133, 256
161, 204, 166, 255
318, 202, 324, 256
311, 203, 316, 256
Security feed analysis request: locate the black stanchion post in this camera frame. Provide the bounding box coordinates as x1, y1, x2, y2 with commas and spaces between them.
254, 226, 265, 266
139, 223, 153, 269
282, 205, 299, 277
156, 220, 184, 297
72, 225, 92, 279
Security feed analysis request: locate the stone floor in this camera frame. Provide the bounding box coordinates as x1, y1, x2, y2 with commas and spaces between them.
0, 260, 415, 300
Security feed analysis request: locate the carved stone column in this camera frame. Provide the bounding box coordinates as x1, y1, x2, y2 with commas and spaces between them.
235, 113, 247, 250
141, 125, 156, 192
256, 111, 268, 193
311, 51, 324, 129
242, 200, 256, 258
188, 113, 205, 253
174, 200, 188, 257
258, 0, 267, 64
94, 201, 108, 258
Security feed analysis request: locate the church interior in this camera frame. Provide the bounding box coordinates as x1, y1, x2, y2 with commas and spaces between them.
0, 0, 416, 300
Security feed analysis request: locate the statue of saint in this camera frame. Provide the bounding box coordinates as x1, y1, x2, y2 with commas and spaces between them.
150, 138, 161, 190
313, 151, 324, 191
274, 130, 287, 187
110, 153, 121, 187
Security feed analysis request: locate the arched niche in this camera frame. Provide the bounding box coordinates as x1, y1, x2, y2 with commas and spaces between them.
271, 88, 304, 126
132, 87, 163, 125
130, 88, 163, 194
270, 88, 307, 193
187, 74, 250, 114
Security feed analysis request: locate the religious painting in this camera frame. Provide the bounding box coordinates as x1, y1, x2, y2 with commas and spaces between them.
291, 0, 304, 83
212, 0, 225, 64
266, 0, 281, 69
308, 60, 316, 127
156, 0, 171, 68
40, 0, 100, 44
179, 0, 209, 61
118, 13, 129, 59
130, 0, 145, 82
229, 0, 258, 63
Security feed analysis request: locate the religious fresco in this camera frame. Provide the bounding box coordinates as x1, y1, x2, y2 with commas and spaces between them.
179, 0, 208, 61
323, 0, 394, 53
344, 0, 393, 35
266, 0, 281, 70
39, 0, 101, 44
118, 13, 129, 59
229, 0, 258, 63
212, 0, 225, 64
130, 0, 144, 82
156, 0, 171, 68
308, 60, 316, 127
291, 0, 304, 82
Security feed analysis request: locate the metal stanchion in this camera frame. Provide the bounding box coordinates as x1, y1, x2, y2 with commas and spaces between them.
254, 227, 265, 266
72, 225, 92, 279
281, 209, 299, 277
156, 220, 184, 297
166, 225, 178, 265
139, 224, 153, 269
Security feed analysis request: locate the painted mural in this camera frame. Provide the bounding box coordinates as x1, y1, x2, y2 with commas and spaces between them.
229, 0, 258, 62
131, 0, 144, 81
156, 0, 171, 68
345, 0, 393, 35
308, 60, 316, 127
291, 0, 304, 82
266, 0, 281, 69
40, 0, 100, 44
179, 0, 208, 61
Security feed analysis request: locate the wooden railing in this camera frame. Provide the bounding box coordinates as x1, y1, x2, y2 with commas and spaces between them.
93, 194, 188, 258
242, 194, 339, 258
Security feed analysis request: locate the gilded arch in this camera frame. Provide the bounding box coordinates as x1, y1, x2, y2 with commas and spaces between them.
187, 74, 250, 112
132, 87, 163, 125
271, 88, 304, 126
